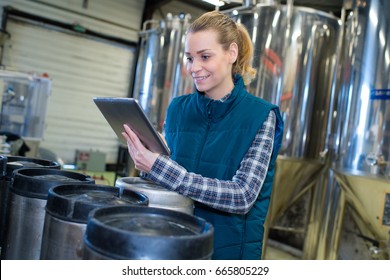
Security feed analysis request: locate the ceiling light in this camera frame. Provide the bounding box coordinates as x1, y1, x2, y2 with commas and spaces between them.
202, 0, 225, 7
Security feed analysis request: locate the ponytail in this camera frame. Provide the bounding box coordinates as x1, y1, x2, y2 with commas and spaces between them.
234, 23, 257, 85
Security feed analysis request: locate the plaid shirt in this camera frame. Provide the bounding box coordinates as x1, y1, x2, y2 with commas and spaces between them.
143, 108, 276, 215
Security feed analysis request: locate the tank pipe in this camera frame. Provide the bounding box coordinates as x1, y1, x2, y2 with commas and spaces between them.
220, 2, 252, 15
283, 0, 294, 86
243, 0, 255, 6
221, 0, 277, 16
142, 19, 163, 32
287, 0, 294, 20
325, 3, 346, 162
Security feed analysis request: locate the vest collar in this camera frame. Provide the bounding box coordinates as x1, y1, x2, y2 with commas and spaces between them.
196, 75, 246, 121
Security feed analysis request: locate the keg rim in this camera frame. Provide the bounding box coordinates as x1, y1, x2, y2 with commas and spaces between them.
46, 184, 149, 223
116, 176, 193, 202
10, 168, 94, 199
84, 205, 214, 260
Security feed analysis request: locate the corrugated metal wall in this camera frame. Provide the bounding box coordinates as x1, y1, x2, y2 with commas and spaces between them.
0, 0, 145, 164
0, 0, 144, 41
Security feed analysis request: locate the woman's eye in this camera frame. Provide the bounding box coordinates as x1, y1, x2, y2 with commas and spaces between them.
186, 57, 193, 62
202, 55, 210, 60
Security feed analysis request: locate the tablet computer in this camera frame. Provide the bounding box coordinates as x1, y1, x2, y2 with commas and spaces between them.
93, 97, 170, 156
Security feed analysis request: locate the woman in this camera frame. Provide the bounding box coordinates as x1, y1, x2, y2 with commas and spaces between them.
122, 11, 283, 260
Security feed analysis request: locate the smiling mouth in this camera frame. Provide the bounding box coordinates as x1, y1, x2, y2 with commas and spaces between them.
193, 75, 210, 82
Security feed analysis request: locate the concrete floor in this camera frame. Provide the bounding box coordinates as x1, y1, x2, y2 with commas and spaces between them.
264, 246, 300, 260
263, 240, 301, 260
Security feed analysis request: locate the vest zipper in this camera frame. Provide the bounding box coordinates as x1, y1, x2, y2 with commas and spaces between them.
195, 101, 213, 170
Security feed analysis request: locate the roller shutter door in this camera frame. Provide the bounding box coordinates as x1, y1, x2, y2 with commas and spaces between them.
2, 18, 136, 164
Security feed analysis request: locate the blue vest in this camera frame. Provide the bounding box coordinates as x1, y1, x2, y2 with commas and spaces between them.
165, 76, 283, 259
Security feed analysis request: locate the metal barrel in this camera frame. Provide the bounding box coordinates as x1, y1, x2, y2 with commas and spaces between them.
83, 206, 214, 260
0, 155, 6, 252
40, 184, 148, 260
115, 177, 194, 215
0, 156, 61, 254
0, 156, 6, 176
1, 168, 94, 259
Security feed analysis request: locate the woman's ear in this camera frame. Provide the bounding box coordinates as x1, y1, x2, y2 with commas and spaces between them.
229, 42, 238, 64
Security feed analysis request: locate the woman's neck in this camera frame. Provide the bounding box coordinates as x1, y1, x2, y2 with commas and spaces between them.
205, 79, 235, 100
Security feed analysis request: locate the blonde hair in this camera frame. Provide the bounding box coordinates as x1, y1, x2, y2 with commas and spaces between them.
188, 11, 256, 85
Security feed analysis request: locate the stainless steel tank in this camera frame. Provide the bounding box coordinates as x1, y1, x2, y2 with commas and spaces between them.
132, 13, 193, 132
1, 168, 94, 260
319, 0, 390, 260
115, 177, 194, 215
227, 3, 340, 256
40, 184, 148, 260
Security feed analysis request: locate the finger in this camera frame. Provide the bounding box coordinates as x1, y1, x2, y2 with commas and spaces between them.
123, 124, 132, 134
123, 125, 139, 145
121, 131, 134, 151
122, 130, 138, 156
121, 131, 131, 143
124, 126, 148, 152
122, 125, 140, 151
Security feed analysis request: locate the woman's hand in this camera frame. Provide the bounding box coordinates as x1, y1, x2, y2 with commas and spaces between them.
121, 124, 159, 173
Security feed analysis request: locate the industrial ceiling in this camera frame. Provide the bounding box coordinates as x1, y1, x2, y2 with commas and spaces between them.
165, 0, 344, 15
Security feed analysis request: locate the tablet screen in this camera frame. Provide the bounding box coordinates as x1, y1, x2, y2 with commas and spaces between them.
93, 97, 170, 156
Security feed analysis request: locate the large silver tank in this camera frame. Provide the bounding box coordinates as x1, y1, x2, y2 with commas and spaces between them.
319, 0, 390, 259
132, 13, 193, 132
228, 3, 340, 256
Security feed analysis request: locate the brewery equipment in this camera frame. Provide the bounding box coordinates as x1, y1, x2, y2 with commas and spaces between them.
83, 206, 214, 260
125, 13, 193, 177
0, 156, 60, 253
115, 177, 194, 215
0, 155, 5, 177
132, 13, 193, 132
0, 155, 6, 252
226, 1, 340, 257
1, 168, 94, 259
40, 184, 148, 260
0, 70, 51, 156
317, 0, 390, 260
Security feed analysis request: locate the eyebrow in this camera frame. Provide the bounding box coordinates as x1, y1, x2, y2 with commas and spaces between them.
185, 49, 212, 56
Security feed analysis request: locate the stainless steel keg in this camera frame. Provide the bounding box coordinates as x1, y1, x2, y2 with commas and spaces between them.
0, 155, 6, 252
0, 156, 6, 176
40, 184, 148, 260
83, 206, 214, 260
115, 177, 194, 215
1, 168, 94, 259
0, 156, 60, 254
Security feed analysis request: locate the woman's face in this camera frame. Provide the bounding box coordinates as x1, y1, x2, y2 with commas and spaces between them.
185, 30, 237, 99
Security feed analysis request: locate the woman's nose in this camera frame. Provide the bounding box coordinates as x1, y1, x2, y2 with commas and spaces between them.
190, 59, 202, 73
